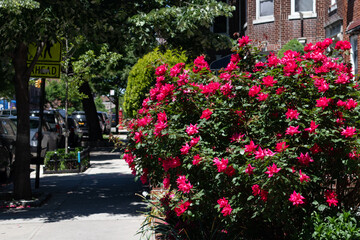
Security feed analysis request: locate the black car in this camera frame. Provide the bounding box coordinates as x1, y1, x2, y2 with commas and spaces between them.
71, 111, 88, 138
0, 117, 16, 180
67, 116, 83, 147
111, 114, 117, 127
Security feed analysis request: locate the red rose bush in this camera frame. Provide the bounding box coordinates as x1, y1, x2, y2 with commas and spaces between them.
124, 37, 360, 239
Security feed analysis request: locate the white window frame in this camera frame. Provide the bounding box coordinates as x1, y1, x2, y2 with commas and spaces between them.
329, 0, 337, 13
253, 0, 274, 25
350, 35, 358, 75
288, 0, 317, 20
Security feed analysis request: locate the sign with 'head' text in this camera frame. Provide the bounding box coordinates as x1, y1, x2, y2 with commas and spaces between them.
27, 39, 62, 78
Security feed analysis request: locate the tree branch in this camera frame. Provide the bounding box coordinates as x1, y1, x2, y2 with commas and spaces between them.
25, 41, 46, 77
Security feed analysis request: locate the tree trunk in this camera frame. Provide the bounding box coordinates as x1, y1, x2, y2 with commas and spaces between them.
79, 81, 103, 141
12, 43, 32, 200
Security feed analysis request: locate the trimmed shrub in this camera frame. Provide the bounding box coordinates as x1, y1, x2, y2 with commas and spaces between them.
123, 48, 188, 118
44, 147, 88, 171
278, 38, 305, 58
310, 211, 360, 239
124, 37, 360, 239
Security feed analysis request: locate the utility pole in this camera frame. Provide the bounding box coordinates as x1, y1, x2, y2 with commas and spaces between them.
64, 38, 70, 154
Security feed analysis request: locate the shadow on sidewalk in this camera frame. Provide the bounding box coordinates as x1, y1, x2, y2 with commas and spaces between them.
0, 151, 149, 224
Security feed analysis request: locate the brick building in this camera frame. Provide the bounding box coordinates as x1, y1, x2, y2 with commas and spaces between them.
341, 0, 360, 74
243, 0, 360, 74
245, 0, 326, 52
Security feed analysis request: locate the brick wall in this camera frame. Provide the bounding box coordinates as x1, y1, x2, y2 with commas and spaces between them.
243, 0, 360, 75
245, 0, 326, 52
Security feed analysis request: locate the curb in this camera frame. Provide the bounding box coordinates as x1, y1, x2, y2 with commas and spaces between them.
20, 192, 52, 207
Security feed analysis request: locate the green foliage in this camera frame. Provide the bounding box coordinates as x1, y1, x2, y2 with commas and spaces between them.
72, 43, 122, 82
123, 48, 188, 118
45, 78, 83, 113
277, 39, 305, 58
44, 147, 88, 170
94, 96, 106, 112
310, 211, 360, 240
0, 59, 14, 98
128, 0, 235, 57
0, 0, 39, 13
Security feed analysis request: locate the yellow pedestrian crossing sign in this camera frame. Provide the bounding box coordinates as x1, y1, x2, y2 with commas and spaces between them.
27, 39, 62, 78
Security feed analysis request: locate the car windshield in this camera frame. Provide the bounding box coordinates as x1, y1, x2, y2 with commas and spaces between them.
1, 109, 17, 116
97, 113, 104, 121
31, 112, 56, 123
45, 115, 55, 123
74, 114, 86, 122
68, 118, 75, 127
30, 119, 39, 129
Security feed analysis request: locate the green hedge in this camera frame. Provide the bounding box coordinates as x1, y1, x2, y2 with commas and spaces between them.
123, 48, 188, 118
277, 38, 305, 58
44, 147, 88, 171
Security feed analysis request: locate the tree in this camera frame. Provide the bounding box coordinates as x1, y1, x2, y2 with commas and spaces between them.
45, 79, 82, 113
277, 39, 305, 58
71, 44, 123, 141
0, 58, 15, 98
123, 47, 188, 117
0, 0, 113, 199
128, 0, 236, 58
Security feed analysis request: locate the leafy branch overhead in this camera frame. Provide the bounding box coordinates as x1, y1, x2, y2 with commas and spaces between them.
70, 43, 124, 96
129, 0, 236, 55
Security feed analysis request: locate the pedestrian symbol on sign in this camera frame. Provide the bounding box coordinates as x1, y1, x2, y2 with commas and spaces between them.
27, 39, 62, 78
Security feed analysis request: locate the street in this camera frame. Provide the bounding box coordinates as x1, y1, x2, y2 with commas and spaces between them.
0, 149, 149, 240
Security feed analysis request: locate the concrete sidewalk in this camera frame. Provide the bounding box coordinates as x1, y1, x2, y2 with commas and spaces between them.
0, 149, 150, 240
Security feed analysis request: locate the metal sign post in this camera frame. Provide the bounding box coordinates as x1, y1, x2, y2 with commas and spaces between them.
35, 78, 46, 189
28, 40, 62, 189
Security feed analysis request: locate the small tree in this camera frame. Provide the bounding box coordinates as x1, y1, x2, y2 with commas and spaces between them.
277, 38, 305, 58
123, 48, 188, 118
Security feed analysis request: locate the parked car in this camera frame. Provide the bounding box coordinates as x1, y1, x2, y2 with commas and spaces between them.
111, 113, 117, 127
72, 111, 88, 138
98, 114, 105, 133
67, 116, 83, 147
0, 109, 17, 117
0, 117, 16, 180
30, 110, 65, 147
97, 111, 111, 134
8, 116, 58, 159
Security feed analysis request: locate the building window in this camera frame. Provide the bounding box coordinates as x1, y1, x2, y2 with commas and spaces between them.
259, 0, 274, 17
295, 0, 313, 12
350, 35, 358, 75
325, 21, 342, 39
289, 0, 317, 19
253, 0, 274, 24
329, 0, 337, 13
